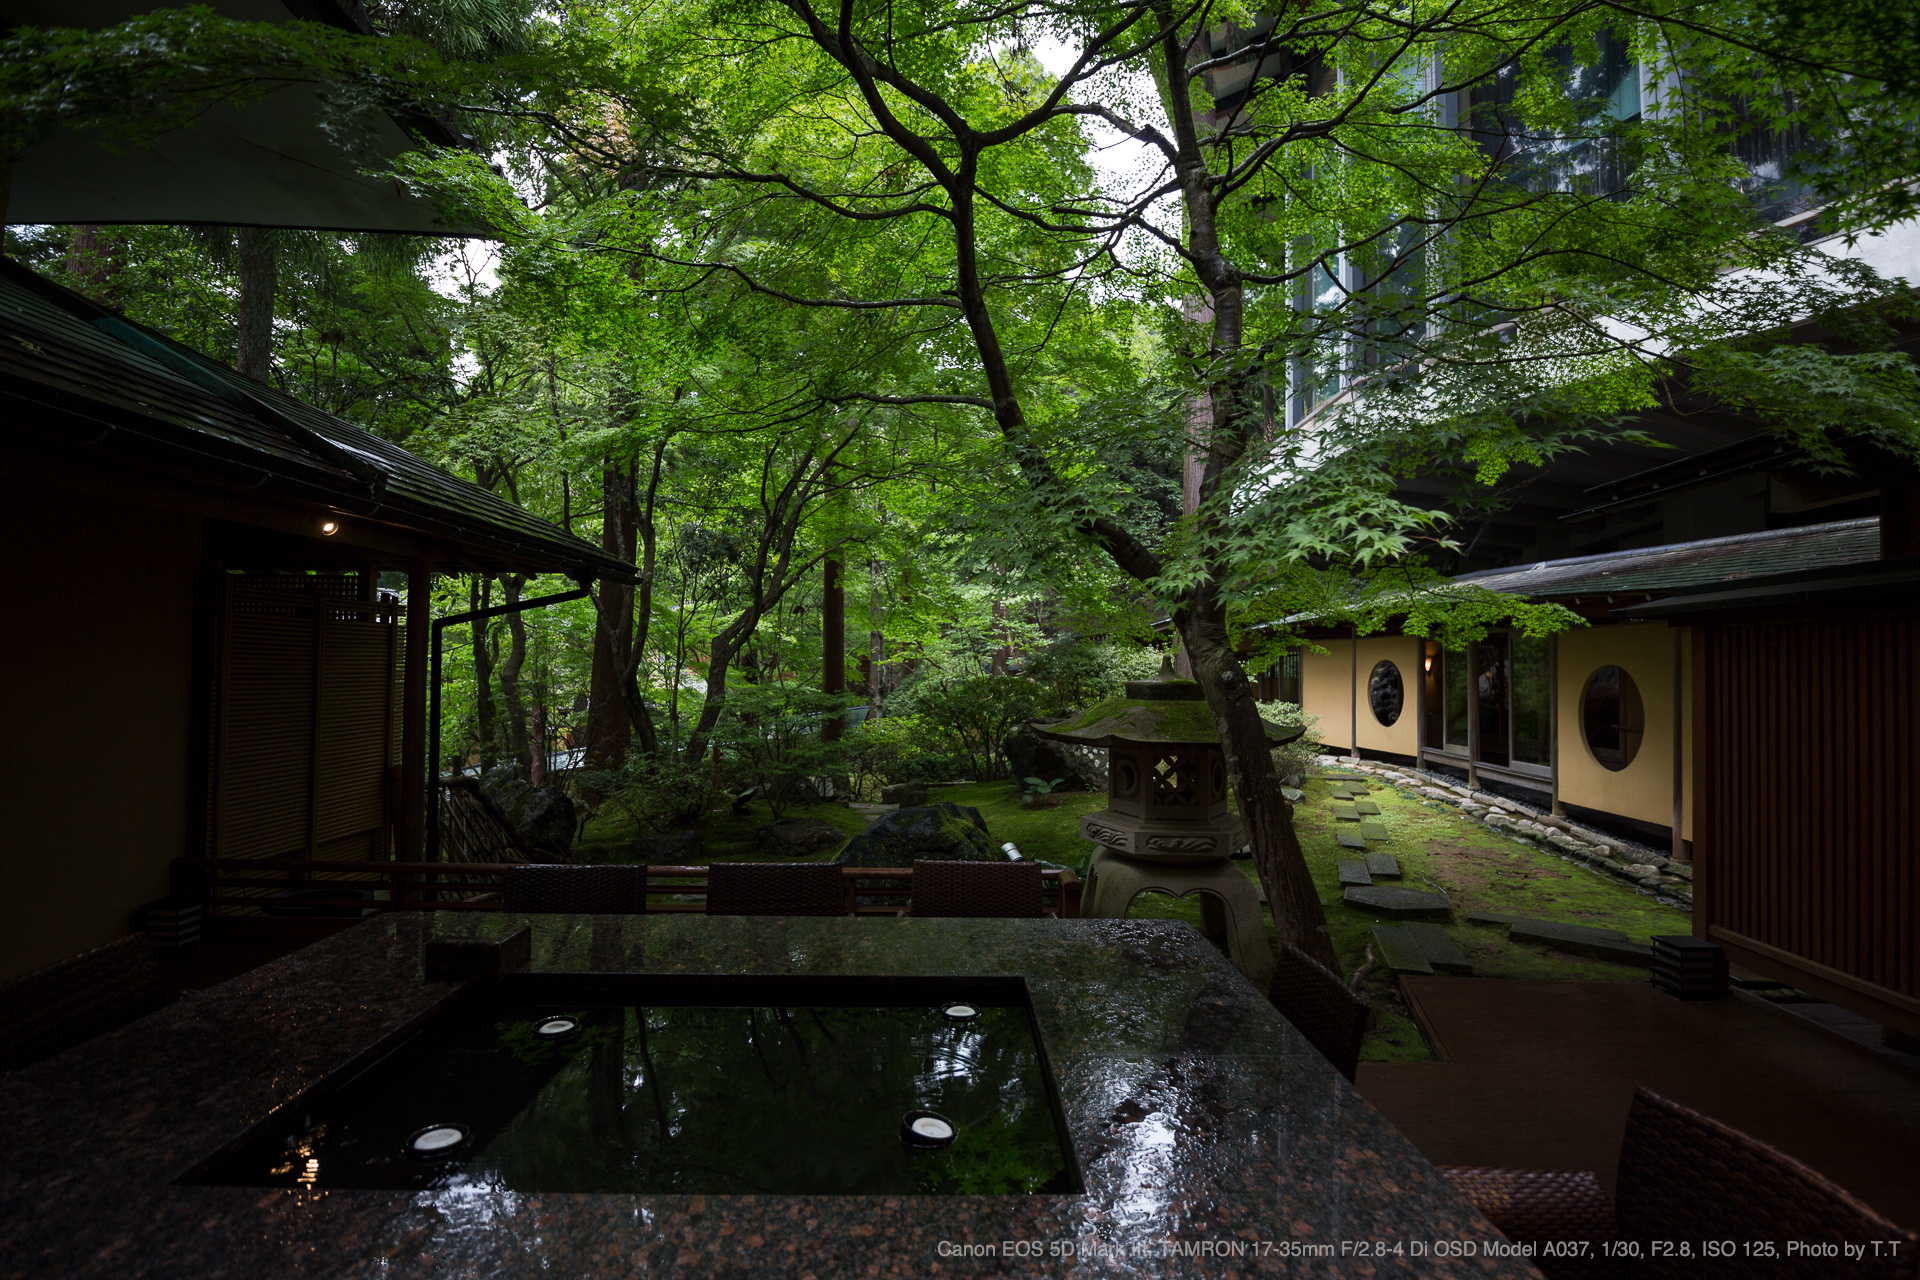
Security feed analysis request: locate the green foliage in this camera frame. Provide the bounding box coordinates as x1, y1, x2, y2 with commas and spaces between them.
1018, 640, 1162, 714
899, 676, 1047, 781
587, 752, 712, 834
915, 1106, 1063, 1195
709, 681, 858, 818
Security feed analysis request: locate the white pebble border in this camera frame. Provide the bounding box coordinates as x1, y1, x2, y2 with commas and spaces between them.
1309, 754, 1693, 912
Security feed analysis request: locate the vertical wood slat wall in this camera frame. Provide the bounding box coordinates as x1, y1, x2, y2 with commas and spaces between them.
1697, 608, 1918, 1023
206, 574, 401, 870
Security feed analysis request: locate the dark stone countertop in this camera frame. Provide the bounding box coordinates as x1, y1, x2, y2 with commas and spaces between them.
0, 914, 1539, 1277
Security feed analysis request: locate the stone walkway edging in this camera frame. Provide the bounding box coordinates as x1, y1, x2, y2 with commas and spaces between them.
1310, 754, 1694, 912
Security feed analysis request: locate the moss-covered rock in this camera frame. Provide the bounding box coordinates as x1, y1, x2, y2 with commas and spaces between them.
836, 801, 1000, 868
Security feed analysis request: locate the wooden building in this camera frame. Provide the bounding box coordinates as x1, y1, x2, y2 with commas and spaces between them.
0, 258, 631, 980
1281, 515, 1918, 1040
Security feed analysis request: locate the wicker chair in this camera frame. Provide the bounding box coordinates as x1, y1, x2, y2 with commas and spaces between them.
1443, 1088, 1920, 1280
1265, 944, 1369, 1082
502, 863, 641, 914
0, 934, 168, 1071
705, 862, 846, 916
909, 859, 1046, 919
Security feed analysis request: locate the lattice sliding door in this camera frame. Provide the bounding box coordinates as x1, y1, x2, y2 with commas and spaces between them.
206, 574, 401, 863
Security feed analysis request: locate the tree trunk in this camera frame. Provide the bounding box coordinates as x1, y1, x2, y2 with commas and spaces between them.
530, 700, 548, 787
64, 225, 112, 296
822, 556, 845, 742
586, 454, 637, 784
497, 573, 534, 781
471, 575, 497, 769
234, 227, 276, 382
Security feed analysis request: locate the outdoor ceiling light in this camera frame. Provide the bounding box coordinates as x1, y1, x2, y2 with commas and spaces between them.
319, 518, 339, 536
533, 1016, 581, 1040
941, 1003, 980, 1023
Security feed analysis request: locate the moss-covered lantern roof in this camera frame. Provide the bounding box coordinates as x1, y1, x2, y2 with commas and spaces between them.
1030, 658, 1306, 750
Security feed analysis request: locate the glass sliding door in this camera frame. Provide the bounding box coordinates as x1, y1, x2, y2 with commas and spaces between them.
1511, 635, 1552, 767
1475, 635, 1511, 766
1443, 649, 1470, 751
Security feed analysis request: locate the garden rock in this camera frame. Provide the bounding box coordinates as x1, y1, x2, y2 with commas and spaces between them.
1001, 725, 1085, 791
836, 801, 999, 868
632, 828, 705, 865
481, 766, 576, 858
880, 781, 928, 807
756, 817, 846, 858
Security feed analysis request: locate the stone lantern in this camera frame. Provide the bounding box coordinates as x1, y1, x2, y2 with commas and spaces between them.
1032, 659, 1303, 990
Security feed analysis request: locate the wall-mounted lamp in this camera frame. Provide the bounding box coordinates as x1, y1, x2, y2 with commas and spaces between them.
1423, 655, 1434, 673
320, 519, 339, 536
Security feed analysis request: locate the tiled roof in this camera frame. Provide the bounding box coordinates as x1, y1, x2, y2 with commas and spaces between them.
0, 257, 631, 582
1454, 518, 1881, 599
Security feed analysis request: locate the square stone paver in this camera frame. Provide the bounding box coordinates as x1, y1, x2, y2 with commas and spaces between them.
1403, 923, 1474, 975
1364, 851, 1399, 876
1372, 925, 1434, 974
1335, 828, 1368, 850
1337, 858, 1373, 885
1343, 886, 1451, 919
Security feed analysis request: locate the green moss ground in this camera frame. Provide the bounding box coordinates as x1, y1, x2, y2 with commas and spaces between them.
570, 770, 1690, 1062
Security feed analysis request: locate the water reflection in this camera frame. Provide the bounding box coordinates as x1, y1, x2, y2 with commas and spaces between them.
204, 1002, 1074, 1197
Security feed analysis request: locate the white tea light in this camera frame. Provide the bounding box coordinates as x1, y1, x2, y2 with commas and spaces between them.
910, 1116, 954, 1142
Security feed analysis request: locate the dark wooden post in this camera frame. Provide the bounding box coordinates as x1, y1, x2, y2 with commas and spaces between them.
823, 557, 845, 742
399, 559, 432, 859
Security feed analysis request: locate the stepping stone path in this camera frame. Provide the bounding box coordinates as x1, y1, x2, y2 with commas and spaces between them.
1402, 923, 1474, 975
1372, 925, 1433, 974
1343, 885, 1451, 919
1469, 912, 1655, 967
1364, 852, 1400, 878
1335, 828, 1368, 849
1338, 859, 1374, 886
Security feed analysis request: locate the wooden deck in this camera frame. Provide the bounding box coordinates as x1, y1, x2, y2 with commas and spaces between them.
1357, 978, 1920, 1231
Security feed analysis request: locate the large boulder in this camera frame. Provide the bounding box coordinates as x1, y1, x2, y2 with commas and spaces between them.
480, 763, 575, 858
517, 786, 577, 859
632, 828, 705, 866
836, 801, 1000, 868
756, 817, 845, 858
879, 781, 928, 807
1001, 724, 1086, 791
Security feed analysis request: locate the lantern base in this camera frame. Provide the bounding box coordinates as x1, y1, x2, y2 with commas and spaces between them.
1078, 808, 1245, 862
1081, 848, 1275, 992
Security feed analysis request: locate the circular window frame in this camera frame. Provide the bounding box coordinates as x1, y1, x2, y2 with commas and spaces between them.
1580, 665, 1645, 772
1368, 660, 1405, 727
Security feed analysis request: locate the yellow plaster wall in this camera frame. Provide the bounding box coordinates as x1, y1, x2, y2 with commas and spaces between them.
1301, 644, 1355, 750
1300, 636, 1421, 756
1355, 636, 1422, 756
1556, 622, 1688, 833
0, 484, 202, 979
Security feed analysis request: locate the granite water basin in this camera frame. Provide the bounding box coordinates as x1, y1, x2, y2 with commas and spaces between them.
190, 976, 1076, 1196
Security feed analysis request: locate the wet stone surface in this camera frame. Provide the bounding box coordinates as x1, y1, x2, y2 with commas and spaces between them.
0, 913, 1536, 1277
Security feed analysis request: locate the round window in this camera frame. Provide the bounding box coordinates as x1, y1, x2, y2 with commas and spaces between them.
1581, 665, 1645, 772
1368, 660, 1404, 726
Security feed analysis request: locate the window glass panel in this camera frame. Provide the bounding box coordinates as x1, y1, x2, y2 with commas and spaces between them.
1443, 648, 1470, 748
1476, 635, 1510, 766
1511, 635, 1552, 765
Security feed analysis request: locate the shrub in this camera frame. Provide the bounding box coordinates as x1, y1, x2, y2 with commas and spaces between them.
1261, 702, 1320, 787
907, 674, 1046, 779
591, 752, 712, 833
709, 680, 858, 818
1018, 641, 1162, 714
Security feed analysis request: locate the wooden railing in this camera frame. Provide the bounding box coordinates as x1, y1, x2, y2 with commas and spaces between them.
170, 859, 1082, 920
